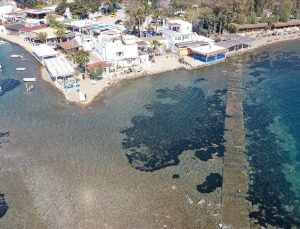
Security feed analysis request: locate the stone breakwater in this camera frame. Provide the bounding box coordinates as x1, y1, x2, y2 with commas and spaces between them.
221, 62, 250, 228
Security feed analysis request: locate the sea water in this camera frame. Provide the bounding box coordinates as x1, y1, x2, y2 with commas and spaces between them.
243, 41, 300, 228
0, 42, 227, 228
1, 40, 300, 228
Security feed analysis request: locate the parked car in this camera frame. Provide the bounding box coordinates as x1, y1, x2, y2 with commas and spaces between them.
115, 19, 122, 24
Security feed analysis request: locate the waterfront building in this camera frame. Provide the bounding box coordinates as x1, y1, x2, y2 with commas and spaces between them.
0, 1, 16, 19
3, 22, 25, 35
232, 23, 268, 34
93, 35, 149, 71
189, 44, 228, 63
217, 34, 255, 53
32, 44, 75, 89
75, 35, 94, 51
58, 39, 81, 52
31, 27, 75, 44
162, 19, 193, 52
32, 44, 58, 63
26, 9, 54, 19
63, 19, 120, 36
271, 20, 300, 30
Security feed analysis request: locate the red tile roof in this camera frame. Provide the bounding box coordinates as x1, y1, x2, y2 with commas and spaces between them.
20, 25, 48, 33
87, 61, 110, 69
58, 40, 80, 50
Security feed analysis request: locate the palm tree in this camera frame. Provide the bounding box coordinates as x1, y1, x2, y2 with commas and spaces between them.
150, 40, 161, 58
131, 7, 146, 37
153, 8, 163, 31
72, 50, 90, 73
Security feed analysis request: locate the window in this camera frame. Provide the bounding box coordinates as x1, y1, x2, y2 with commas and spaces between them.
183, 35, 190, 40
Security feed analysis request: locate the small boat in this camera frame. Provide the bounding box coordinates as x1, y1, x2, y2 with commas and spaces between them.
10, 54, 24, 58
16, 68, 26, 71
23, 78, 36, 82
0, 40, 5, 45
0, 64, 2, 70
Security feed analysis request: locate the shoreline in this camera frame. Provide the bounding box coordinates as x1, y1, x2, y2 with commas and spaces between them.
1, 33, 300, 107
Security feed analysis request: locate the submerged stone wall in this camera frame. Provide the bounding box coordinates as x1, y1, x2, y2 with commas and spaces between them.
222, 65, 250, 228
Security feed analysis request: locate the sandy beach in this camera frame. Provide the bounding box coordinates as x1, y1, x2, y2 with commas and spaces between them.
1, 32, 300, 107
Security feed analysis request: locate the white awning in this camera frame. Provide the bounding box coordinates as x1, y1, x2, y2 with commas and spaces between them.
44, 57, 74, 78
190, 44, 227, 55
33, 44, 57, 58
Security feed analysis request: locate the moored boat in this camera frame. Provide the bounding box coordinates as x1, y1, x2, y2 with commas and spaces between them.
16, 68, 26, 71
23, 78, 36, 82
10, 54, 24, 58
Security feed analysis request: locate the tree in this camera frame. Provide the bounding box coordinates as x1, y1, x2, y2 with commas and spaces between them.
55, 0, 68, 15
55, 27, 66, 42
69, 1, 89, 19
37, 32, 48, 43
227, 23, 238, 33
130, 7, 147, 37
104, 0, 122, 13
248, 11, 258, 24
279, 0, 292, 22
152, 8, 163, 31
237, 13, 247, 24
150, 40, 161, 57
88, 67, 103, 80
23, 0, 38, 8
72, 50, 90, 73
47, 15, 60, 28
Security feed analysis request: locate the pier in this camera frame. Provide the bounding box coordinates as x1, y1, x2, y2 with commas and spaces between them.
222, 63, 250, 228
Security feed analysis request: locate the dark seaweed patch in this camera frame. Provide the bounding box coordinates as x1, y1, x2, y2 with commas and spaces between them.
0, 131, 9, 148
195, 148, 214, 161
0, 79, 21, 96
249, 71, 262, 77
194, 78, 206, 83
172, 174, 180, 179
121, 85, 226, 172
197, 173, 222, 193
0, 132, 9, 138
0, 194, 8, 218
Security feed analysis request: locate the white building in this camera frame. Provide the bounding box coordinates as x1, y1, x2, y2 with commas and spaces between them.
162, 19, 193, 51
93, 35, 149, 71
0, 1, 16, 19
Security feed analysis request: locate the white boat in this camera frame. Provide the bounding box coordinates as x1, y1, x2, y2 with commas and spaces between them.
23, 78, 36, 82
10, 54, 24, 58
0, 40, 5, 45
16, 68, 26, 71
0, 64, 2, 70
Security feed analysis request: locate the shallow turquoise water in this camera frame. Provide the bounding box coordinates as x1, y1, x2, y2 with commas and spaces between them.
243, 41, 300, 227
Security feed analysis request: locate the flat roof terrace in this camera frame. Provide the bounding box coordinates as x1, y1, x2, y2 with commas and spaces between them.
217, 34, 256, 49
32, 44, 57, 58
190, 44, 228, 57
